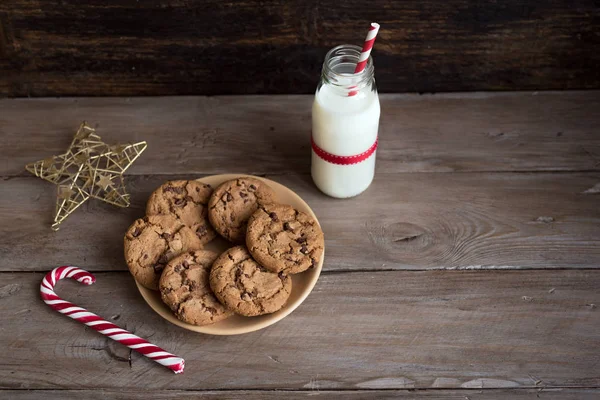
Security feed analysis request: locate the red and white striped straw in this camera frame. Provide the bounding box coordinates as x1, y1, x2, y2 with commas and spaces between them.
354, 22, 380, 74
40, 266, 185, 374
349, 22, 380, 96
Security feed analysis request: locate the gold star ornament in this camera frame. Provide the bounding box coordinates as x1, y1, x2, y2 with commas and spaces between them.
26, 122, 147, 230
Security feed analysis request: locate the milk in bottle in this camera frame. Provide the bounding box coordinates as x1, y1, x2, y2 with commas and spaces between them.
311, 45, 380, 198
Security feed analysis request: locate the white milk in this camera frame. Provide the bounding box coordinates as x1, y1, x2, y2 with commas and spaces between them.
311, 45, 380, 198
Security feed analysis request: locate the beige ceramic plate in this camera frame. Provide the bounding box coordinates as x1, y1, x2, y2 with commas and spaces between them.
135, 174, 324, 335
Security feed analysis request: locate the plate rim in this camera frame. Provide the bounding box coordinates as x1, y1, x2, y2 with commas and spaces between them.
135, 173, 324, 335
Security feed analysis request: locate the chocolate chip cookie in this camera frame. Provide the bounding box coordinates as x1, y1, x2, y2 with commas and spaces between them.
124, 214, 204, 290
208, 177, 277, 243
159, 250, 233, 326
209, 246, 292, 317
246, 204, 324, 274
146, 180, 216, 245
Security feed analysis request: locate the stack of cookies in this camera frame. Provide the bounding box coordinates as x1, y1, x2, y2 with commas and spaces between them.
124, 177, 324, 326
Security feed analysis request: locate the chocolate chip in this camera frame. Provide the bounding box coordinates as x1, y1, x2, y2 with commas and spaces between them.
310, 258, 316, 268
143, 254, 148, 259
296, 237, 307, 244
182, 260, 190, 267
241, 292, 252, 301
269, 212, 278, 221
227, 193, 233, 201
300, 245, 308, 254
153, 264, 165, 274
132, 227, 141, 237
196, 226, 207, 237
240, 192, 248, 198
278, 272, 286, 279
206, 306, 217, 314
174, 265, 183, 273
164, 186, 184, 194
174, 198, 185, 207
161, 233, 172, 240
283, 222, 291, 231
249, 184, 257, 191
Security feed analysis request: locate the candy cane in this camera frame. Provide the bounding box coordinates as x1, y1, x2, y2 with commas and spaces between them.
40, 266, 185, 374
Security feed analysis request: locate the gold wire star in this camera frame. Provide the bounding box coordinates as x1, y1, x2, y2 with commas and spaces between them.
26, 122, 147, 231
57, 185, 75, 200
95, 174, 114, 190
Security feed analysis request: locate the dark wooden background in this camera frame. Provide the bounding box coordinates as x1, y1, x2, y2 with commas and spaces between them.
1, 0, 599, 97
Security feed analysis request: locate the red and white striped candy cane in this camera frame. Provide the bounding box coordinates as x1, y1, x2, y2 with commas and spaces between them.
40, 266, 185, 374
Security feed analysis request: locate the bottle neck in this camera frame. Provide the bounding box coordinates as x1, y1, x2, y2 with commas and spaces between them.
320, 44, 375, 96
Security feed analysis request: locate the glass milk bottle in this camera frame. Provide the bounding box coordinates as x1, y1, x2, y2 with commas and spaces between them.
311, 44, 380, 198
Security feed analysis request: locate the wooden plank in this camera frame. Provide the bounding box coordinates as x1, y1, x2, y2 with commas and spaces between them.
1, 389, 599, 399
1, 92, 599, 176
1, 172, 599, 272
0, 270, 598, 389
0, 1, 599, 96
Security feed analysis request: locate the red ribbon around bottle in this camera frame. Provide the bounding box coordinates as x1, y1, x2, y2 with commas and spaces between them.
311, 136, 378, 166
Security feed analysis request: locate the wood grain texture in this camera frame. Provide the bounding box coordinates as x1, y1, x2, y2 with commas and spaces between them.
0, 1, 599, 96
1, 389, 599, 399
1, 172, 599, 272
1, 93, 599, 395
0, 271, 598, 389
1, 92, 599, 177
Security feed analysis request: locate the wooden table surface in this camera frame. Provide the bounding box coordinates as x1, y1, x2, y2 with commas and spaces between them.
0, 92, 599, 399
